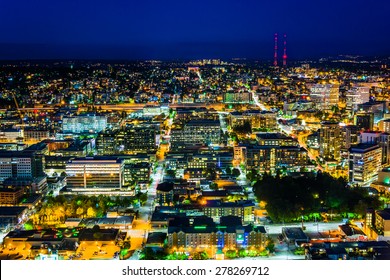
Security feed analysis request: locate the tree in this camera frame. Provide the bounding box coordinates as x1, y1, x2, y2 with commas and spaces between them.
138, 193, 148, 206
192, 251, 209, 260
232, 168, 241, 178
87, 207, 97, 217
122, 241, 131, 250
76, 207, 84, 217
209, 182, 219, 190
265, 237, 275, 253
225, 250, 237, 259
92, 225, 100, 232
233, 121, 252, 134
238, 248, 247, 258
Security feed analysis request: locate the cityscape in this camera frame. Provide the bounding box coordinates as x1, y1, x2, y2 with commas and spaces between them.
0, 0, 390, 262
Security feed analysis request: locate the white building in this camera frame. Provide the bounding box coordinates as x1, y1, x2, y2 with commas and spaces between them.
346, 86, 370, 112
348, 143, 382, 186
62, 114, 107, 134
309, 84, 339, 111
65, 157, 124, 192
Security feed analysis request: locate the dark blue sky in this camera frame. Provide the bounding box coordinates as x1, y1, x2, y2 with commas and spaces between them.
0, 0, 389, 60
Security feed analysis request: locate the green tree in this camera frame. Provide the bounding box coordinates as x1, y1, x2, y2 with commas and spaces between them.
232, 168, 241, 178
225, 250, 237, 259
192, 251, 209, 260
265, 237, 275, 253
138, 193, 148, 206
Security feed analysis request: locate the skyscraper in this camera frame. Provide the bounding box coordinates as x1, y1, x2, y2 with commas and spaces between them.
319, 122, 341, 160
348, 144, 382, 186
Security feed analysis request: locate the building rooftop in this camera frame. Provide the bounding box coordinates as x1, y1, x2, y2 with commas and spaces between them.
349, 143, 380, 152
339, 224, 366, 237
377, 209, 390, 220
0, 206, 28, 216
146, 232, 167, 245
156, 182, 174, 192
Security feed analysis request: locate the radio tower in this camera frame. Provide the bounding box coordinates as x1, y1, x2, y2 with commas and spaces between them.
273, 33, 278, 67
283, 34, 287, 67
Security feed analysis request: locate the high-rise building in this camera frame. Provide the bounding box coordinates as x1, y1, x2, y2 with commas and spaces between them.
379, 119, 390, 133
309, 84, 339, 111
348, 144, 382, 186
170, 120, 221, 148
319, 122, 341, 160
0, 150, 45, 183
96, 130, 119, 155
360, 131, 390, 165
358, 101, 387, 123
119, 124, 157, 154
65, 157, 125, 193
355, 112, 374, 131
346, 86, 370, 112
341, 125, 359, 151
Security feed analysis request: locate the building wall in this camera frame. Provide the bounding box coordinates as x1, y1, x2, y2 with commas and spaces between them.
320, 122, 341, 160
349, 146, 382, 186
66, 159, 124, 190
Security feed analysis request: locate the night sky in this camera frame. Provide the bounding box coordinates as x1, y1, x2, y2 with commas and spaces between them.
0, 0, 389, 60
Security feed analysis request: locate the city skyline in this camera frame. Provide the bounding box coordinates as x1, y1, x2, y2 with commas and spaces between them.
0, 0, 389, 60
0, 0, 390, 265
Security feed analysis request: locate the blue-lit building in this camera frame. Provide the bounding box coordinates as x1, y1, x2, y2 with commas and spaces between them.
62, 114, 107, 134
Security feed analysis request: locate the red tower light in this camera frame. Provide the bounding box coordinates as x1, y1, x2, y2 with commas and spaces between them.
283, 34, 287, 67
273, 33, 278, 67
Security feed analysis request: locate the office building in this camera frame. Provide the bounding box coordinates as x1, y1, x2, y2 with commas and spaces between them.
346, 86, 370, 112
237, 145, 308, 173
256, 132, 298, 146
0, 150, 45, 183
358, 101, 387, 123
348, 144, 382, 186
379, 119, 390, 134
156, 182, 174, 206
319, 122, 341, 160
65, 157, 124, 192
0, 187, 24, 205
309, 84, 339, 111
355, 112, 374, 131
341, 125, 359, 151
119, 124, 157, 154
23, 129, 50, 143
360, 131, 390, 165
96, 130, 119, 155
170, 120, 221, 148
0, 129, 23, 142
62, 114, 107, 134
230, 111, 277, 130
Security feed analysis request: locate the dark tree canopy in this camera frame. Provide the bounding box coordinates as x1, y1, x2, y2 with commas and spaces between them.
253, 172, 381, 222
